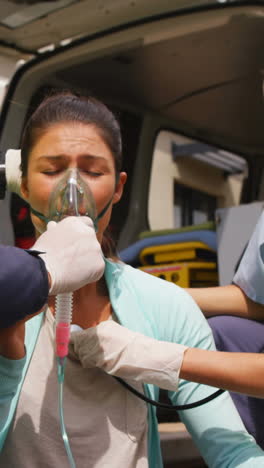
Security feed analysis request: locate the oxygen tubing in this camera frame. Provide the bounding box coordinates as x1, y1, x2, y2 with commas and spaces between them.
57, 358, 76, 468
55, 293, 76, 468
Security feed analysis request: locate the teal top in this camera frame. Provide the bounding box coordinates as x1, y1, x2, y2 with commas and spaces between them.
1, 259, 264, 467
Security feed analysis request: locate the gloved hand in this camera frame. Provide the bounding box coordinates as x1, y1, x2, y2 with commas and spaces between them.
70, 320, 188, 391
32, 217, 105, 295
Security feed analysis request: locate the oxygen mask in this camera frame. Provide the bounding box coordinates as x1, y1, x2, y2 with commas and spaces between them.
48, 168, 97, 224
31, 168, 98, 232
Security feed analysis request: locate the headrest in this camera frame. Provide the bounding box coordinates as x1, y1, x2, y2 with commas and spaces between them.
5, 149, 23, 198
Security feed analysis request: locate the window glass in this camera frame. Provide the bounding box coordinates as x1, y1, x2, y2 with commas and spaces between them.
148, 129, 247, 231
174, 183, 216, 228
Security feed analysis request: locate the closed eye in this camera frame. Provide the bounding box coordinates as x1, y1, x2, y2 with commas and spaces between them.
42, 170, 62, 176
42, 169, 103, 177
81, 170, 103, 177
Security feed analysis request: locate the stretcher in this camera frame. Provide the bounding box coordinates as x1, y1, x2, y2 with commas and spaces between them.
140, 261, 218, 287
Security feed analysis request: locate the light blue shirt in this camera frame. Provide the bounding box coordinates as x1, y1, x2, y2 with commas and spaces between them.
234, 211, 264, 304
1, 259, 264, 467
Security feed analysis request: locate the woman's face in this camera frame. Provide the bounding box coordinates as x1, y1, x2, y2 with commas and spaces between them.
21, 122, 126, 242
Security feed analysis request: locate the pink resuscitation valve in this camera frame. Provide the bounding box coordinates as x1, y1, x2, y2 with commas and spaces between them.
56, 323, 71, 358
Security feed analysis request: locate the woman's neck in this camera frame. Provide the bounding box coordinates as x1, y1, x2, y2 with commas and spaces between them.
48, 277, 111, 329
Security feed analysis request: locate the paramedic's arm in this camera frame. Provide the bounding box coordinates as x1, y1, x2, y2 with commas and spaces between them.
0, 321, 27, 360
71, 319, 264, 398
166, 288, 264, 467
0, 217, 105, 359
187, 211, 264, 321
180, 346, 264, 398
186, 284, 264, 320
71, 321, 187, 391
0, 246, 49, 359
0, 246, 50, 326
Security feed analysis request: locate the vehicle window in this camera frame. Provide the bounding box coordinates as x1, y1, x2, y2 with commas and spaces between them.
174, 182, 216, 228
148, 129, 247, 231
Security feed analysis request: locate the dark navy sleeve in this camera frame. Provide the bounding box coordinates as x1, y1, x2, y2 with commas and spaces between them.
0, 245, 49, 328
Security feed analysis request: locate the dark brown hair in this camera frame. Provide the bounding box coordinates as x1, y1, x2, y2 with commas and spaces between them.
20, 91, 123, 258
21, 91, 122, 177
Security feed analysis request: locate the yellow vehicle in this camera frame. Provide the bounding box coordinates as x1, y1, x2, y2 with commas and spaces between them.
0, 1, 263, 466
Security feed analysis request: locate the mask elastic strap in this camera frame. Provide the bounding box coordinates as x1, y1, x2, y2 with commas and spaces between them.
94, 197, 113, 223
30, 196, 113, 229
94, 172, 120, 224
94, 172, 120, 221
30, 206, 50, 223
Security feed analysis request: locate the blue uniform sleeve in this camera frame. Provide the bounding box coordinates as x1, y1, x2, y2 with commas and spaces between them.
158, 286, 264, 467
0, 245, 49, 328
233, 211, 264, 304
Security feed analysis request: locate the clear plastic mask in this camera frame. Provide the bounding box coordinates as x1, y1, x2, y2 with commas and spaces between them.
30, 167, 117, 233
30, 168, 97, 233
48, 168, 97, 223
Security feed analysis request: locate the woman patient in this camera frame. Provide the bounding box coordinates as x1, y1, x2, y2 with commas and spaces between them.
0, 91, 264, 467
